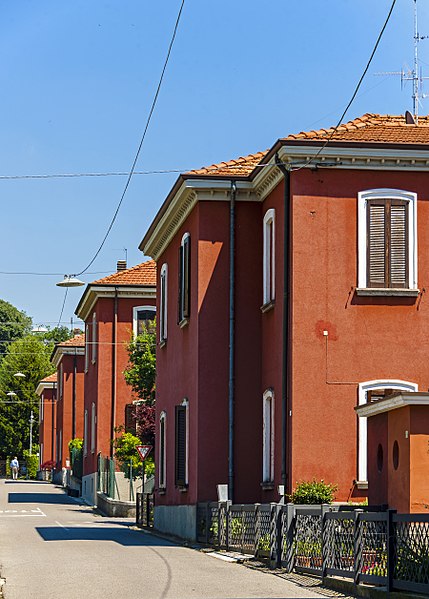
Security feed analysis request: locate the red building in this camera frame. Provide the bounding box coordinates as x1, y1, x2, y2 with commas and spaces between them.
51, 334, 85, 481
140, 113, 429, 539
75, 260, 156, 505
36, 373, 57, 468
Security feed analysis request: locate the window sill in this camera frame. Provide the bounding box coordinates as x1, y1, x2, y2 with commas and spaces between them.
260, 481, 274, 491
159, 339, 167, 349
356, 288, 419, 297
158, 487, 166, 495
178, 485, 188, 493
178, 317, 189, 329
355, 480, 368, 490
261, 300, 275, 313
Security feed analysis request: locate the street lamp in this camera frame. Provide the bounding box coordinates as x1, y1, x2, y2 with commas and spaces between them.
6, 391, 17, 398
31, 325, 48, 333
56, 275, 85, 288
14, 372, 26, 379
29, 411, 35, 455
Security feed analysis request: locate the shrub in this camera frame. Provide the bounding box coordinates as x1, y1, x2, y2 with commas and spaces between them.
41, 460, 56, 470
23, 450, 38, 479
68, 438, 83, 451
289, 479, 337, 504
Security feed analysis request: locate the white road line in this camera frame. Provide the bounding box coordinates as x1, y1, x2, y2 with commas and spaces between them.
55, 520, 69, 531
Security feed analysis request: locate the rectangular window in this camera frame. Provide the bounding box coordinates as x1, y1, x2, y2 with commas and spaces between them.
263, 209, 275, 305
125, 404, 136, 435
85, 325, 89, 372
92, 313, 97, 364
178, 234, 191, 323
367, 199, 408, 288
59, 364, 63, 400
83, 409, 88, 456
159, 412, 166, 489
160, 264, 168, 343
91, 402, 96, 453
175, 403, 188, 487
262, 389, 274, 483
133, 306, 156, 337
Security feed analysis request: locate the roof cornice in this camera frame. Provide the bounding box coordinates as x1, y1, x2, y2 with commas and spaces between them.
355, 392, 429, 417
75, 284, 156, 322
35, 381, 56, 396
141, 179, 256, 260
51, 346, 85, 368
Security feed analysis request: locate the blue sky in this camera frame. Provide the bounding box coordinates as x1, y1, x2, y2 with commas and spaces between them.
0, 0, 426, 327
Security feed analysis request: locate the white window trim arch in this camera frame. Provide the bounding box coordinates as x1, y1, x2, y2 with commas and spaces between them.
181, 398, 189, 486
91, 312, 97, 364
357, 379, 418, 483
263, 209, 275, 305
160, 263, 168, 343
133, 305, 156, 338
358, 188, 417, 289
179, 232, 191, 323
262, 388, 275, 483
159, 411, 167, 489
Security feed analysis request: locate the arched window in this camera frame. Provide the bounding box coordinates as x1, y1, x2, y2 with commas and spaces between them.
178, 233, 191, 323
160, 264, 168, 344
263, 209, 275, 305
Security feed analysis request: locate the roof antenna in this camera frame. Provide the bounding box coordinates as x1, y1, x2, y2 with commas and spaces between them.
375, 0, 428, 122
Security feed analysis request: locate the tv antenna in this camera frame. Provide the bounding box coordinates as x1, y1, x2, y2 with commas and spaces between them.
375, 0, 428, 121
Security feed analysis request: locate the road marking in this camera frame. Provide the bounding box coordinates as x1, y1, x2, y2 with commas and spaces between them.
55, 520, 69, 531
0, 507, 46, 517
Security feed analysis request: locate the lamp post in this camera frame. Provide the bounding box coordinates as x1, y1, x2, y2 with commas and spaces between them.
56, 275, 85, 288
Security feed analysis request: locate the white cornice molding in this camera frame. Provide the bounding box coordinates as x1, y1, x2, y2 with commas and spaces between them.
76, 285, 156, 322
52, 346, 85, 368
142, 179, 257, 260
355, 392, 429, 418
36, 381, 56, 396
277, 144, 429, 171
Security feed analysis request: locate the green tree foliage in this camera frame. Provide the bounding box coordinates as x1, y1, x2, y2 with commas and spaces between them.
23, 447, 39, 479
113, 431, 143, 479
0, 299, 32, 358
124, 324, 156, 405
0, 334, 55, 457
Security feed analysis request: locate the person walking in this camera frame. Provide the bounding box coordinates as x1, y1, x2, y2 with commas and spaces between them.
10, 456, 19, 480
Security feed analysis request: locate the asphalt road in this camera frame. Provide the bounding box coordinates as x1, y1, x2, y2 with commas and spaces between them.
0, 480, 331, 599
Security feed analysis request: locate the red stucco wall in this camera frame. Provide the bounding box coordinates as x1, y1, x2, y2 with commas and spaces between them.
56, 354, 84, 470
39, 388, 56, 466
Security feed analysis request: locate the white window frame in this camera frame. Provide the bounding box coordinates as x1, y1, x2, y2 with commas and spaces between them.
179, 232, 191, 323
160, 263, 168, 343
357, 379, 418, 483
159, 411, 167, 489
263, 209, 275, 305
358, 189, 417, 290
182, 398, 189, 486
59, 364, 63, 400
133, 305, 156, 338
40, 394, 44, 423
59, 429, 62, 462
91, 313, 97, 364
83, 409, 88, 457
85, 324, 89, 372
262, 388, 275, 483
91, 402, 96, 453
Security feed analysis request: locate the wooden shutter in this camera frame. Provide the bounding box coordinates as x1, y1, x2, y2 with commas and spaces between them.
175, 405, 187, 487
125, 404, 136, 435
367, 199, 408, 288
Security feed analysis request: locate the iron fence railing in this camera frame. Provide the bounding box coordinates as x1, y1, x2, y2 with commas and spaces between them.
136, 492, 155, 528
196, 502, 429, 596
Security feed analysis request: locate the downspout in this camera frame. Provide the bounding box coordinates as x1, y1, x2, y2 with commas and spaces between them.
275, 154, 291, 490
228, 181, 237, 502
110, 287, 118, 457
72, 349, 77, 439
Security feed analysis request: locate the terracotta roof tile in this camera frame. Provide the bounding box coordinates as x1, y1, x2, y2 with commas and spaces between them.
40, 373, 57, 383
91, 260, 156, 286
57, 334, 85, 348
283, 113, 429, 144
186, 151, 268, 177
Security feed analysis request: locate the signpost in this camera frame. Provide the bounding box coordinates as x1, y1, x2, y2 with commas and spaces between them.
136, 445, 152, 493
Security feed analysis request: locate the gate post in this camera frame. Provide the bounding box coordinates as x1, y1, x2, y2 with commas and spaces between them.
387, 509, 396, 592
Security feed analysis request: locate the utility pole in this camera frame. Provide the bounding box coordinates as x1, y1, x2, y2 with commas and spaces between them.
29, 410, 35, 455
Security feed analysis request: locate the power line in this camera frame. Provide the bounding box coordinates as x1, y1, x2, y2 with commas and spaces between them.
57, 289, 68, 329
77, 0, 185, 276
291, 0, 397, 173
0, 270, 111, 276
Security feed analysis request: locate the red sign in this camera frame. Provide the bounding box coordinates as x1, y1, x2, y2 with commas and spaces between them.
136, 445, 152, 461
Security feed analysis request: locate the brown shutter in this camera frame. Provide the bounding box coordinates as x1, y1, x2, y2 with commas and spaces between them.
390, 202, 407, 288
125, 404, 136, 435
367, 202, 386, 287
175, 405, 187, 487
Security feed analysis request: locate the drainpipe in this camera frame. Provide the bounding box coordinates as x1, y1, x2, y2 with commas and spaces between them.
228, 181, 237, 502
72, 349, 77, 439
275, 154, 291, 491
110, 287, 118, 457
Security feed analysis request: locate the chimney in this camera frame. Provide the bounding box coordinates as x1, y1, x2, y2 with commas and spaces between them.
117, 260, 127, 272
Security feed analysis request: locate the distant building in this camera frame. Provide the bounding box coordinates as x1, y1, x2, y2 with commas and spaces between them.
140, 112, 429, 539
75, 260, 156, 506
35, 373, 57, 468
51, 334, 85, 480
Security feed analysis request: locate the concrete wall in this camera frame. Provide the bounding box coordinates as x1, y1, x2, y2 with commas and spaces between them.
154, 505, 197, 541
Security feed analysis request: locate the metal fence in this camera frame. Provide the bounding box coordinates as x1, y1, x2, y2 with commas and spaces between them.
98, 455, 117, 499
70, 447, 83, 480
197, 502, 429, 595
136, 492, 155, 528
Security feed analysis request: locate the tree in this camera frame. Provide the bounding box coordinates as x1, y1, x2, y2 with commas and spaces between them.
123, 324, 156, 404
0, 299, 32, 358
0, 334, 55, 457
